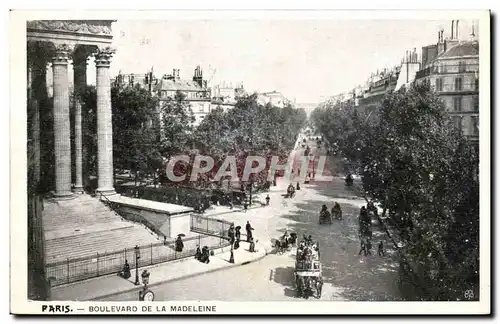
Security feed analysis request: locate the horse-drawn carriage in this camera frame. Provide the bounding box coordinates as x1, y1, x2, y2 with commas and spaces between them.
274, 232, 297, 254
294, 237, 323, 299
285, 184, 296, 198
319, 209, 332, 224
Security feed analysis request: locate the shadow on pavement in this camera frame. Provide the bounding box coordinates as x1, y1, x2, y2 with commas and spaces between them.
271, 266, 295, 287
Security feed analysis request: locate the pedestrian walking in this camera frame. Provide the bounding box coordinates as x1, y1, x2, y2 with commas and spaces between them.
235, 226, 241, 242
265, 194, 270, 206
359, 238, 369, 256
296, 182, 301, 190
377, 241, 385, 256
246, 221, 253, 242
228, 224, 235, 245
249, 237, 256, 253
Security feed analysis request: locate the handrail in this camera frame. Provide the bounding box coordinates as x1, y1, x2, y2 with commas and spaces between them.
96, 191, 122, 219
95, 191, 159, 238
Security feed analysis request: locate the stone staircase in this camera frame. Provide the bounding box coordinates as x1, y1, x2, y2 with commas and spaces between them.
43, 194, 160, 264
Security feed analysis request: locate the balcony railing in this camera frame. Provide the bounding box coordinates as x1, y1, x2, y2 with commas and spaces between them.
416, 63, 479, 79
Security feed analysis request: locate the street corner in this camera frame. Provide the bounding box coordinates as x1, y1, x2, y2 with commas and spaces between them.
235, 242, 269, 265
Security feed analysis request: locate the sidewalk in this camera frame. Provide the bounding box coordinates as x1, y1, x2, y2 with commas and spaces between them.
50, 241, 267, 301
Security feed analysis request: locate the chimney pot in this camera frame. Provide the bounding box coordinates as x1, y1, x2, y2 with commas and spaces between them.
451, 20, 455, 40
456, 20, 459, 39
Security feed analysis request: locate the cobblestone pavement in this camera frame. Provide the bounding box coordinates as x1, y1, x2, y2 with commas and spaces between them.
103, 136, 403, 301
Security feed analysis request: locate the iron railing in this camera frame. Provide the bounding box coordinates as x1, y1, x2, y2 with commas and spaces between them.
45, 233, 230, 287
190, 214, 234, 240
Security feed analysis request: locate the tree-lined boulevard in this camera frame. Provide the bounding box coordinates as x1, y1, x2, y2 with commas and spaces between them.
103, 138, 403, 302
74, 81, 479, 301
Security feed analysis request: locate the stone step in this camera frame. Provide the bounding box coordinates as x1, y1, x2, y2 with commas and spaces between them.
44, 221, 132, 241
46, 226, 160, 263
43, 209, 121, 224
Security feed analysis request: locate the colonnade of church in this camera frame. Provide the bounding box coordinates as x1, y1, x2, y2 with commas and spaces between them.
27, 42, 116, 198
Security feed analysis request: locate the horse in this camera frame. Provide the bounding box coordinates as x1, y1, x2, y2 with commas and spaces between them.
274, 237, 290, 254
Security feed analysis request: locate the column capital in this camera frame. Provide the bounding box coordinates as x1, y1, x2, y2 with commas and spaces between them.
95, 46, 116, 68
52, 44, 74, 65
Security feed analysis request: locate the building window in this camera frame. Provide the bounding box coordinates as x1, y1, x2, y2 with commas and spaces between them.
438, 63, 447, 73
458, 61, 467, 72
199, 105, 204, 112
453, 97, 462, 111
454, 77, 463, 91
452, 116, 463, 131
436, 78, 443, 92
473, 96, 479, 112
475, 77, 479, 91
471, 116, 479, 136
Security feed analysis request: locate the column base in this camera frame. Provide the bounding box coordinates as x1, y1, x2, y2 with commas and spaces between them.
51, 191, 76, 201
73, 185, 84, 194
96, 188, 117, 197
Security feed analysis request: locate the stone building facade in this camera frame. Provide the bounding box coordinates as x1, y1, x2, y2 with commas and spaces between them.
155, 66, 211, 126
415, 21, 479, 142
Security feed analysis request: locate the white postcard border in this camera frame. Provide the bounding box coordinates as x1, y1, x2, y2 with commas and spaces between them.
9, 9, 491, 315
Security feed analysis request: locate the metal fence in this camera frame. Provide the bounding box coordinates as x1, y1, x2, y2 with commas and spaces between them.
190, 214, 234, 239
45, 234, 230, 287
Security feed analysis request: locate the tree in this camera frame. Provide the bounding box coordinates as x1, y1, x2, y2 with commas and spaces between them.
111, 84, 160, 180
77, 85, 98, 188
79, 84, 161, 186
192, 93, 307, 185
159, 91, 195, 159
311, 82, 479, 300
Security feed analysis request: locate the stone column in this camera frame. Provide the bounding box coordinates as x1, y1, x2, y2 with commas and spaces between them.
95, 47, 116, 195
51, 44, 73, 198
72, 51, 87, 193
28, 42, 50, 188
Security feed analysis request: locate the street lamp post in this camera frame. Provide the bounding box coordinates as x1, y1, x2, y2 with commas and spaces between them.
229, 242, 235, 263
134, 245, 141, 286
312, 156, 315, 179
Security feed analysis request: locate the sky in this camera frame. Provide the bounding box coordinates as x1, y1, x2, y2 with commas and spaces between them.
84, 19, 477, 104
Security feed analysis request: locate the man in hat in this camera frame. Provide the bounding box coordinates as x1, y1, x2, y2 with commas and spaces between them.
228, 224, 235, 245
245, 221, 253, 242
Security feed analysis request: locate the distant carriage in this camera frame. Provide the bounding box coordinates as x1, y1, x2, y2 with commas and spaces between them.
294, 238, 323, 299
319, 209, 332, 225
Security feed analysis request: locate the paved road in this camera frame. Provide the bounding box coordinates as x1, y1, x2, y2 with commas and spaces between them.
103, 135, 402, 301
103, 173, 402, 301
